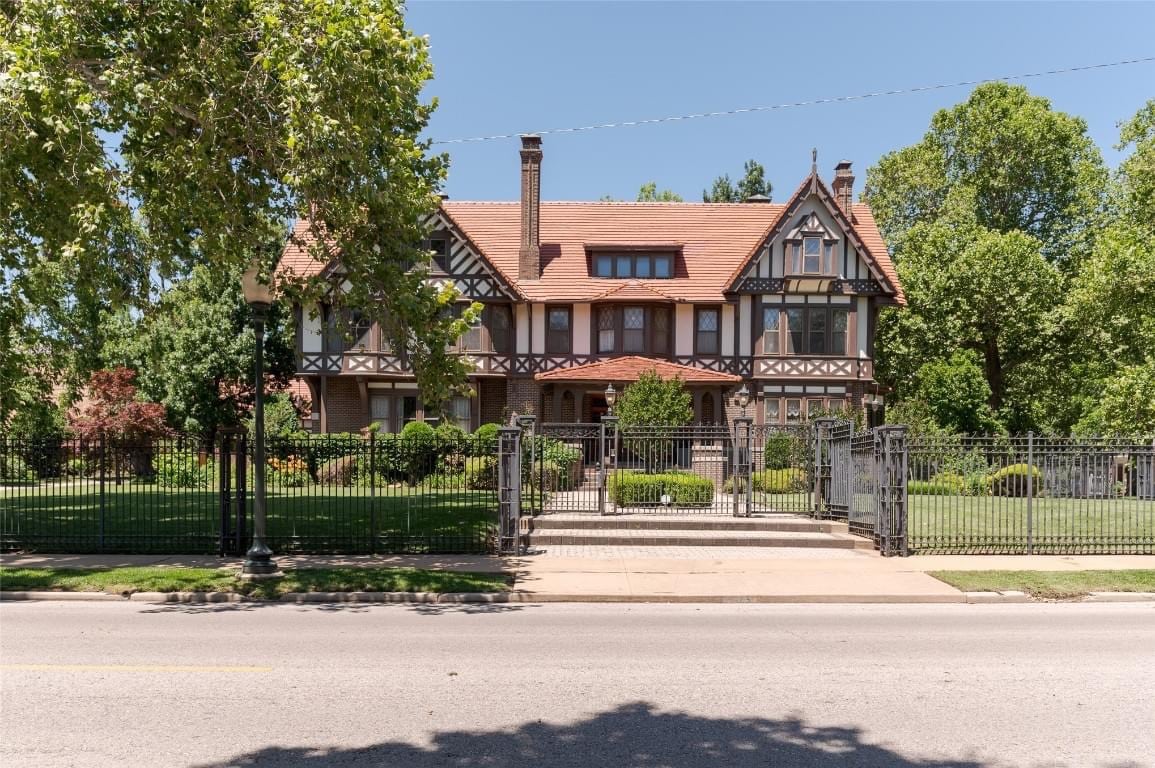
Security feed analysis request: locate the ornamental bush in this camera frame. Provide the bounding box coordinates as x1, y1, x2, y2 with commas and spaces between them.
608, 471, 714, 507
268, 455, 310, 487
762, 431, 798, 470
989, 463, 1042, 497
0, 453, 35, 484
153, 453, 212, 488
464, 456, 498, 491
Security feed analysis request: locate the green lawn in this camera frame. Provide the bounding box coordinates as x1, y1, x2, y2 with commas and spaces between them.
0, 566, 511, 597
907, 494, 1155, 553
929, 569, 1155, 599
0, 482, 497, 554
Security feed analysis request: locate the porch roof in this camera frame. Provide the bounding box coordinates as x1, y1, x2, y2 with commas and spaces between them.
534, 356, 741, 385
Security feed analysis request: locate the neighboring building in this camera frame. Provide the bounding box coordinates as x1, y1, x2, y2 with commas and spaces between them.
276, 137, 904, 433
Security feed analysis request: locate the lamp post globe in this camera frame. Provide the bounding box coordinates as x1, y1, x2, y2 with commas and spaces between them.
240, 259, 279, 578
736, 383, 750, 416
604, 383, 617, 415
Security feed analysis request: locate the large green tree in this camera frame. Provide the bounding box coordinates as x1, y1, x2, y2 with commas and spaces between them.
102, 263, 295, 443
636, 182, 683, 202
864, 82, 1107, 264
702, 160, 772, 202
1, 0, 473, 416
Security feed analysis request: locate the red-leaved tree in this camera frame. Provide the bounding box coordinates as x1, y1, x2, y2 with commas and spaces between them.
70, 368, 171, 443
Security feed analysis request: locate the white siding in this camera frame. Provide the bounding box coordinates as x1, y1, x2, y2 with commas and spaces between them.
675, 304, 694, 355
516, 304, 530, 354
721, 304, 735, 356
770, 242, 783, 278
857, 297, 869, 358
531, 304, 545, 355
573, 303, 591, 355
301, 304, 322, 353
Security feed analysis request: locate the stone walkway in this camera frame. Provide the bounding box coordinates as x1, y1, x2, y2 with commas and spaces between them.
528, 545, 867, 559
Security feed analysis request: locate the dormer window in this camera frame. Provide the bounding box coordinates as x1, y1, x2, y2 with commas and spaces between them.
784, 212, 839, 276
588, 248, 677, 278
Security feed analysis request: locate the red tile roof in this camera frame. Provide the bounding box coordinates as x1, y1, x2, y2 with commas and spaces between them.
442, 201, 783, 303
535, 356, 741, 384
275, 186, 903, 305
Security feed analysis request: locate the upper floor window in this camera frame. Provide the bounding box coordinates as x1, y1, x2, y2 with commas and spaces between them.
695, 307, 720, 355
762, 307, 780, 354
547, 306, 572, 354
595, 305, 671, 355
427, 236, 450, 273
322, 305, 373, 353
788, 237, 836, 275
780, 306, 849, 356
591, 252, 675, 279
489, 305, 513, 354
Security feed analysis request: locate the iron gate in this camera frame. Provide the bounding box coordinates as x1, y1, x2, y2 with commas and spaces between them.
533, 422, 608, 514
815, 419, 854, 519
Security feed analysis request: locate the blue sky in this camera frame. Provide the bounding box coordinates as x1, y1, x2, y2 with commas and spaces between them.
406, 1, 1155, 202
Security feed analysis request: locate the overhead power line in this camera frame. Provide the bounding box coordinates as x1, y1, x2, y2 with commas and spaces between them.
431, 55, 1155, 145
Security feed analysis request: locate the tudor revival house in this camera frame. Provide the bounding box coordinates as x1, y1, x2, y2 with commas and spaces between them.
278, 137, 904, 434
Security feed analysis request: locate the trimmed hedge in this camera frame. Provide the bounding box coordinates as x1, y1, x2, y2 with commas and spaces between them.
608, 471, 714, 507
724, 467, 808, 494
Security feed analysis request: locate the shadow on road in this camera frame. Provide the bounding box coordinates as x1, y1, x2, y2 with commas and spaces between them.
188, 701, 1000, 768
135, 601, 532, 616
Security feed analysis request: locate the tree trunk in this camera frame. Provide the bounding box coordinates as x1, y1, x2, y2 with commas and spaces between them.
984, 336, 1004, 412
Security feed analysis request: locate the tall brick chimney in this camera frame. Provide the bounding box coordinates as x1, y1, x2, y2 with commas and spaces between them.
832, 160, 854, 217
519, 134, 543, 281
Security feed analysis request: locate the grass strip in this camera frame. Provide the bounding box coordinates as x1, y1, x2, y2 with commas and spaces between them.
929, 569, 1155, 600
0, 566, 511, 598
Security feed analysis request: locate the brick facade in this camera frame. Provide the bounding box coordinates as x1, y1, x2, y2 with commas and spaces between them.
506, 378, 541, 422
325, 378, 367, 434
478, 378, 508, 427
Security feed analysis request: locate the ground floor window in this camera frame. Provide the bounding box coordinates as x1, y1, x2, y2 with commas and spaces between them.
369, 393, 419, 433
763, 395, 849, 425
448, 396, 472, 431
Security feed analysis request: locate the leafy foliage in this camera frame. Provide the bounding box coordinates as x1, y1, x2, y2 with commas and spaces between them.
609, 471, 714, 506
702, 160, 772, 202
1, 0, 468, 414
1074, 361, 1155, 436
69, 368, 170, 443
616, 371, 693, 430
912, 351, 1003, 434
636, 182, 683, 202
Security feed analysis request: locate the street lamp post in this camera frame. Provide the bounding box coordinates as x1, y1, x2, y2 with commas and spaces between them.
240, 261, 280, 578
735, 383, 750, 418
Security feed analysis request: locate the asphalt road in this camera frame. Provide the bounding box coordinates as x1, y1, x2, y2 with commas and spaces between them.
1, 602, 1153, 768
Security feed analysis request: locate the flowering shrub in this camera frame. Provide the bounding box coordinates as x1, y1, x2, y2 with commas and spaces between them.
268, 455, 310, 487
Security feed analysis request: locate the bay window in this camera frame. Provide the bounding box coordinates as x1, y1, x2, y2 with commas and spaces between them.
547, 306, 572, 354
769, 306, 851, 356
595, 305, 671, 355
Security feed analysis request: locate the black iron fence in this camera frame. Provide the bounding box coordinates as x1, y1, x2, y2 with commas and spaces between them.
0, 432, 498, 555
6, 426, 1154, 557
906, 434, 1155, 554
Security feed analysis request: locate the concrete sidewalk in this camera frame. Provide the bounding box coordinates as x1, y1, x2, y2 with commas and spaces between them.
7, 550, 1152, 603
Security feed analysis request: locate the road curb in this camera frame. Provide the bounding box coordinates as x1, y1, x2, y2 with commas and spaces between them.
1084, 591, 1155, 602
964, 591, 1031, 604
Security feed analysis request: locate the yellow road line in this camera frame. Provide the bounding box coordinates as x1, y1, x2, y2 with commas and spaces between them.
0, 664, 272, 673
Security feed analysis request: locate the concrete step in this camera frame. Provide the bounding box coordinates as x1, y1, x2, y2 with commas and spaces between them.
533, 514, 843, 534
527, 528, 871, 550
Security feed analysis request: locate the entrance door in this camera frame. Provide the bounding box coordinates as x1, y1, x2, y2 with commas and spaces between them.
589, 395, 609, 423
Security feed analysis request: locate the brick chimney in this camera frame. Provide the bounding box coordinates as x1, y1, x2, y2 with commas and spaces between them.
832, 160, 854, 217
519, 134, 543, 281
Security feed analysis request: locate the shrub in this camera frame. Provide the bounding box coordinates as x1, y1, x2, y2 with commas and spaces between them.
65, 456, 92, 477
608, 471, 714, 507
464, 456, 497, 490
317, 455, 358, 486
301, 432, 364, 465
472, 423, 501, 455
763, 432, 797, 470
153, 453, 212, 488
268, 455, 310, 487
989, 463, 1042, 497
0, 453, 35, 484
756, 467, 808, 493
401, 420, 436, 442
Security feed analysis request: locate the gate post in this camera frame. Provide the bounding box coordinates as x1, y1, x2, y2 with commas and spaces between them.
497, 425, 523, 554
876, 425, 909, 556
812, 418, 837, 519
218, 432, 233, 557
600, 415, 618, 516
516, 414, 538, 517
733, 417, 754, 517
